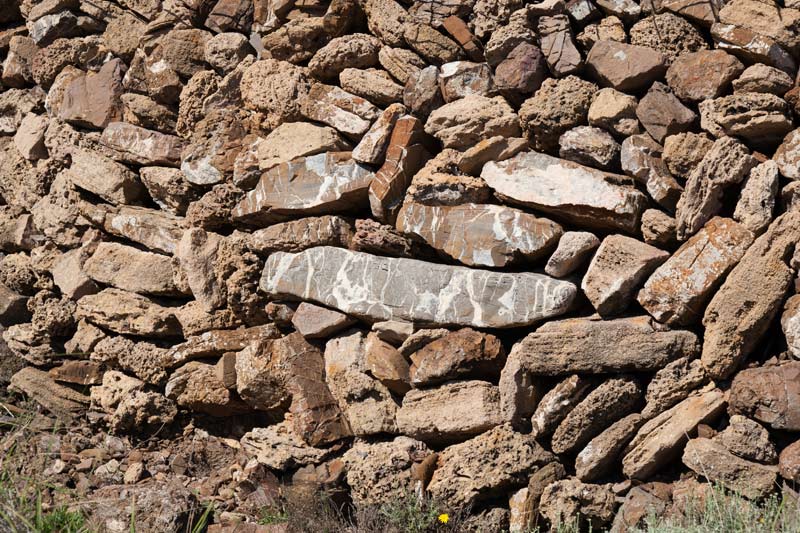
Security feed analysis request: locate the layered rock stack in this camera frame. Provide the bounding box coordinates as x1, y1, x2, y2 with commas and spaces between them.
3, 0, 800, 529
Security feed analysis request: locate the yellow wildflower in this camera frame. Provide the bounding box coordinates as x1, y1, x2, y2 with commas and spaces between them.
438, 513, 449, 524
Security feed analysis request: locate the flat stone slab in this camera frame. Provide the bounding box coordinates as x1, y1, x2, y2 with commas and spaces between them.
481, 151, 647, 232
260, 246, 577, 328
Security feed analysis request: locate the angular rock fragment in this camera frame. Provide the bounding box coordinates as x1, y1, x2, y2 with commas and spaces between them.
424, 95, 520, 150
100, 122, 186, 167
675, 137, 757, 240
13, 113, 48, 160
715, 415, 776, 464
551, 376, 641, 455
780, 440, 800, 482
782, 295, 800, 358
248, 216, 354, 255
427, 424, 557, 508
586, 41, 666, 92
166, 360, 251, 416
630, 13, 708, 64
665, 50, 743, 103
702, 210, 800, 379
636, 82, 696, 143
729, 362, 800, 430
403, 66, 444, 118
510, 316, 699, 376
638, 217, 754, 326
76, 288, 181, 338
682, 438, 777, 500
340, 68, 405, 107
409, 328, 505, 386
300, 83, 379, 138
539, 479, 616, 530
353, 103, 406, 166
581, 235, 669, 317
324, 330, 399, 436
166, 324, 281, 368
58, 59, 125, 129
482, 151, 647, 233
774, 129, 800, 180
262, 247, 577, 328
538, 15, 582, 77
379, 47, 426, 85
620, 134, 683, 211
9, 367, 89, 419
623, 387, 726, 479
733, 64, 793, 95
530, 375, 592, 439
494, 43, 547, 96
403, 23, 463, 64
80, 204, 186, 255
397, 202, 562, 267
83, 242, 184, 297
711, 23, 796, 75
699, 92, 793, 148
576, 414, 643, 481
438, 61, 494, 102
397, 381, 503, 444
242, 422, 335, 471
291, 302, 355, 339
62, 148, 144, 205
642, 357, 708, 419
233, 152, 373, 225
457, 136, 529, 176
308, 33, 380, 80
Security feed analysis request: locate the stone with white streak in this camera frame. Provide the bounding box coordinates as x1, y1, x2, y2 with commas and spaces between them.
638, 217, 754, 326
397, 202, 562, 267
300, 83, 380, 138
100, 122, 186, 167
261, 247, 577, 328
232, 152, 374, 225
481, 151, 647, 233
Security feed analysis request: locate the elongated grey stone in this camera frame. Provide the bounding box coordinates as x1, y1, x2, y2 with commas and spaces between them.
261, 247, 577, 328
481, 151, 647, 233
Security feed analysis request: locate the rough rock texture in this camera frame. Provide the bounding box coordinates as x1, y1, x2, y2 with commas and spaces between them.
682, 438, 777, 499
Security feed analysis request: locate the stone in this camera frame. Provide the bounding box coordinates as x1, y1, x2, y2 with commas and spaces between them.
175, 228, 226, 312
371, 321, 414, 346
558, 126, 620, 171
622, 387, 726, 480
350, 218, 422, 258
110, 390, 177, 433
509, 316, 699, 376
83, 242, 184, 297
702, 210, 800, 379
438, 61, 494, 102
715, 415, 776, 464
733, 64, 793, 95
397, 202, 562, 268
718, 0, 800, 53
291, 302, 355, 339
611, 483, 672, 533
630, 13, 707, 65
63, 148, 145, 205
530, 375, 591, 439
261, 247, 578, 329
427, 424, 557, 508
399, 328, 451, 356
442, 16, 484, 62
711, 23, 796, 75
241, 422, 335, 471
409, 328, 505, 386
139, 167, 199, 216
100, 122, 186, 167
588, 88, 640, 138
582, 235, 669, 317
300, 83, 380, 138
783, 295, 800, 358
576, 414, 643, 481
247, 216, 355, 255
551, 376, 641, 454
76, 288, 181, 338
539, 480, 616, 530
81, 205, 186, 255
636, 82, 697, 143
51, 249, 98, 301
576, 16, 626, 50
682, 438, 777, 500
519, 75, 597, 152
662, 132, 713, 180
13, 113, 48, 160
91, 370, 145, 413
666, 50, 744, 102
2, 35, 37, 88
403, 23, 462, 64
0, 88, 43, 135
9, 367, 89, 419
308, 33, 380, 80
232, 152, 373, 225
700, 92, 793, 148
240, 59, 310, 130
403, 65, 445, 118
620, 134, 683, 211
166, 325, 280, 368
774, 129, 800, 180
58, 59, 125, 130
494, 43, 547, 95
369, 115, 430, 223
637, 217, 754, 326
538, 15, 582, 77
257, 122, 348, 176
179, 112, 249, 187
482, 151, 647, 233
204, 32, 253, 72
324, 330, 399, 436
675, 137, 757, 241
91, 335, 170, 384
353, 103, 406, 166
586, 41, 666, 92
397, 381, 503, 444
237, 333, 351, 445
458, 136, 529, 176
340, 68, 405, 107
424, 95, 520, 150
780, 440, 800, 482
342, 437, 434, 507
379, 47, 426, 85
407, 154, 494, 205
729, 362, 800, 430
545, 232, 600, 278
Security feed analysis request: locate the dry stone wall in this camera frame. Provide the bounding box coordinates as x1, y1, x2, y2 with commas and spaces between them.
2, 0, 800, 529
